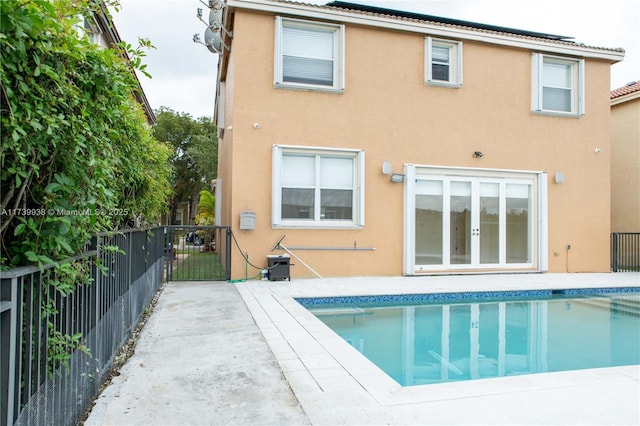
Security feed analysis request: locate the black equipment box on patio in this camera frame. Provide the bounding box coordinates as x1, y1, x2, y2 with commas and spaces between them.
267, 255, 290, 281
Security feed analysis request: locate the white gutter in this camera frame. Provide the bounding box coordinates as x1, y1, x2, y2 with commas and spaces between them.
611, 90, 640, 106
226, 0, 625, 63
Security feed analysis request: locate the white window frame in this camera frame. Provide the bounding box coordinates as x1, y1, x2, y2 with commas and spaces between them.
425, 37, 463, 87
272, 145, 364, 229
214, 177, 222, 226
274, 16, 345, 93
531, 53, 585, 116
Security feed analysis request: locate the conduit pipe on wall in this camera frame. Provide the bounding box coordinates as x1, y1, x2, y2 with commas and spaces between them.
282, 246, 375, 251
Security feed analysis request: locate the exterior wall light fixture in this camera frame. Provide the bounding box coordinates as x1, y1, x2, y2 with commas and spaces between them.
390, 173, 405, 183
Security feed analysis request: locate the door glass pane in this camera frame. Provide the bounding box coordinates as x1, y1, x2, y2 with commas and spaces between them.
415, 180, 443, 265
450, 181, 471, 265
480, 183, 499, 264
506, 184, 531, 263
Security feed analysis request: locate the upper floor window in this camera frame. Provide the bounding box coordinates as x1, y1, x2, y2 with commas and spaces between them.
274, 17, 345, 92
425, 37, 462, 87
531, 54, 585, 116
272, 145, 364, 228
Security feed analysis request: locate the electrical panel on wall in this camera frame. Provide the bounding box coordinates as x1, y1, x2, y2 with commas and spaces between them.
239, 211, 256, 230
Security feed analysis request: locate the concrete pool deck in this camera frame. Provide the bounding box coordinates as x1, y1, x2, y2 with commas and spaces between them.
87, 273, 639, 425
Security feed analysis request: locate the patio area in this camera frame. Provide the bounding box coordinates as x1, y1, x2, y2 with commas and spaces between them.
87, 273, 639, 425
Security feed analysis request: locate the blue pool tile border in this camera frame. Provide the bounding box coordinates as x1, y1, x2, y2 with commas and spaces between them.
295, 287, 640, 308
552, 287, 640, 295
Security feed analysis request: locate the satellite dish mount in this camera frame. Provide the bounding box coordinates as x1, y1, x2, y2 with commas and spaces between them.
194, 0, 232, 54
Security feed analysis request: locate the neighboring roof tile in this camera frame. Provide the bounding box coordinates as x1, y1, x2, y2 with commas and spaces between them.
611, 81, 640, 99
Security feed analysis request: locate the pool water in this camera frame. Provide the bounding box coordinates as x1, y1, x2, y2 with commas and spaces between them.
302, 292, 640, 386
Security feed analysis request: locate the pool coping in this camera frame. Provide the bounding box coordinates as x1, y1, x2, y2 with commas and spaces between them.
236, 273, 640, 425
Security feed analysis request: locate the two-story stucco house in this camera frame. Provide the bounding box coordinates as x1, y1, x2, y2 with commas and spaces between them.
212, 0, 624, 279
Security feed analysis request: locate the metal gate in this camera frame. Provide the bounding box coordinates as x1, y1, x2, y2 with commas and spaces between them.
164, 226, 232, 281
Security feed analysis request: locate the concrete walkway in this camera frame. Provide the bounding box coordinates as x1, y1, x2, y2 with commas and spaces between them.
85, 281, 309, 426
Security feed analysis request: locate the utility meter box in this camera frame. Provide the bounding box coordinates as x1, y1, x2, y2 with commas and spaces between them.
239, 211, 256, 230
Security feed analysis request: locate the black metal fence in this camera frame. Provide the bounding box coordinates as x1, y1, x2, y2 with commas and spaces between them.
1, 227, 165, 426
165, 225, 231, 281
611, 232, 640, 272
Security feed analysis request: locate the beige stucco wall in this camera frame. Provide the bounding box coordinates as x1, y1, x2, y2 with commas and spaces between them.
611, 96, 640, 232
218, 10, 614, 279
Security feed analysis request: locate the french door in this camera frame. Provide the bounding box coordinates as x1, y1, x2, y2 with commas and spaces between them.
405, 167, 547, 273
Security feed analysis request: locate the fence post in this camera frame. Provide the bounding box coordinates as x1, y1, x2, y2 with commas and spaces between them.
225, 227, 232, 281
611, 233, 618, 272
1, 277, 18, 426
167, 226, 173, 281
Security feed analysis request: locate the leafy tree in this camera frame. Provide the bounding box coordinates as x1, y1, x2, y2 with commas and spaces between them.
195, 189, 215, 225
152, 108, 217, 225
0, 0, 173, 268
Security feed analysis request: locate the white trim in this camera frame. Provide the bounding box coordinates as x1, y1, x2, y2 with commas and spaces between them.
274, 16, 345, 93
272, 145, 364, 229
425, 37, 463, 87
272, 145, 282, 225
228, 0, 624, 62
537, 173, 549, 272
357, 150, 365, 226
531, 53, 585, 117
409, 164, 544, 177
403, 165, 547, 274
578, 59, 585, 115
215, 178, 222, 226
216, 82, 225, 132
403, 165, 416, 275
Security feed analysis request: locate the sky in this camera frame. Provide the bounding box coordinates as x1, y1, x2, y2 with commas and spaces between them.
112, 0, 640, 119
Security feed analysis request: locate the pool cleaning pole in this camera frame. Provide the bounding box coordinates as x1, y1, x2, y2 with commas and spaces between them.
278, 244, 323, 279
272, 235, 323, 279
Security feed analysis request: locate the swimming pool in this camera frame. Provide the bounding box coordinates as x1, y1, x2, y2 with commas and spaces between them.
237, 274, 640, 425
298, 288, 640, 386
